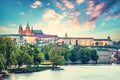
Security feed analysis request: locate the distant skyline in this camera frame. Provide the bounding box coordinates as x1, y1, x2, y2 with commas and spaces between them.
0, 0, 120, 40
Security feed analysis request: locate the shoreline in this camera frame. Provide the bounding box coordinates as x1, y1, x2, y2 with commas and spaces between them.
7, 66, 53, 73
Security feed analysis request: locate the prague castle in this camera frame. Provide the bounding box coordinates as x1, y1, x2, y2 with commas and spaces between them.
16, 23, 113, 46
0, 22, 113, 46
18, 22, 43, 36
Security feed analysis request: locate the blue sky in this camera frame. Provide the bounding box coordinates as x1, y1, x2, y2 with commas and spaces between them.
0, 0, 120, 40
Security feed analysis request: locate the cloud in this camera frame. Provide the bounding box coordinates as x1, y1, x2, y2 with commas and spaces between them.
114, 13, 120, 19
76, 0, 84, 4
19, 12, 25, 15
9, 23, 17, 27
0, 26, 8, 31
89, 0, 120, 18
86, 1, 105, 18
105, 15, 111, 20
43, 9, 64, 21
31, 0, 42, 9
70, 11, 80, 17
63, 0, 74, 9
83, 20, 96, 30
17, 1, 22, 5
56, 2, 65, 10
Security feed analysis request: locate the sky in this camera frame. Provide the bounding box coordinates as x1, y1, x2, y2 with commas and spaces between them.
0, 0, 120, 40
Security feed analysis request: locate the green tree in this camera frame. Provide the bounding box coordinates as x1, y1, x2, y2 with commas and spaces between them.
41, 44, 55, 60
91, 49, 99, 64
9, 45, 19, 67
0, 54, 5, 71
80, 49, 88, 64
20, 45, 33, 67
49, 47, 65, 68
0, 36, 15, 70
80, 48, 92, 64
60, 47, 71, 61
33, 48, 45, 66
17, 47, 25, 68
70, 46, 80, 62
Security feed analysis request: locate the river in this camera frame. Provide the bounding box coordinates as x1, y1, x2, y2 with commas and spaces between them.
1, 64, 120, 80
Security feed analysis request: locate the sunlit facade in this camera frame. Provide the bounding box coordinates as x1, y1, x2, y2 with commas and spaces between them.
0, 23, 113, 47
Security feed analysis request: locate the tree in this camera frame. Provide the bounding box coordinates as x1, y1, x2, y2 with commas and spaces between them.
113, 40, 120, 45
80, 49, 88, 64
49, 47, 65, 68
70, 50, 78, 62
20, 45, 34, 67
80, 48, 91, 64
9, 45, 19, 67
91, 49, 99, 64
41, 44, 55, 60
70, 46, 80, 62
17, 47, 25, 68
60, 47, 71, 61
0, 54, 5, 71
33, 47, 45, 66
0, 36, 15, 70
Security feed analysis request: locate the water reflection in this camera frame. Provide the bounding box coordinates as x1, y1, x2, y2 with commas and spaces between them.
2, 65, 120, 80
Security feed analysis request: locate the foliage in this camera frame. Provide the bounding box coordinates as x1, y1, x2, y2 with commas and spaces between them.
113, 40, 120, 45
60, 47, 71, 61
80, 48, 91, 64
41, 44, 55, 60
0, 36, 15, 70
0, 54, 5, 71
70, 46, 99, 64
70, 46, 80, 62
49, 47, 65, 68
33, 47, 45, 66
91, 49, 99, 63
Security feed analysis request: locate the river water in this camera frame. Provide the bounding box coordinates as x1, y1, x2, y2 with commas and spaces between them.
2, 64, 120, 80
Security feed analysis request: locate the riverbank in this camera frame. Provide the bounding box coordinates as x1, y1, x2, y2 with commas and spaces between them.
8, 66, 53, 73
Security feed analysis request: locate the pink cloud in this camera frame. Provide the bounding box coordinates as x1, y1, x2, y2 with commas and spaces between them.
76, 0, 84, 4
94, 3, 105, 11
31, 5, 38, 9
33, 1, 42, 6
43, 9, 64, 20
105, 15, 111, 20
86, 11, 92, 15
63, 0, 74, 9
56, 2, 65, 10
0, 26, 8, 31
31, 0, 42, 9
86, 1, 105, 18
84, 20, 96, 30
72, 11, 80, 17
91, 11, 101, 17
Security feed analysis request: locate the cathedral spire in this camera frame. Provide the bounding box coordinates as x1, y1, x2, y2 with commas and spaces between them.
65, 33, 67, 38
27, 22, 29, 27
18, 24, 23, 34
31, 27, 33, 32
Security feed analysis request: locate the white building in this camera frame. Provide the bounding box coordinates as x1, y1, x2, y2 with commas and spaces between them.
97, 49, 112, 64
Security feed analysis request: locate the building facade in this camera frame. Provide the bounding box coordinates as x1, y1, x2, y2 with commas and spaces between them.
0, 23, 113, 47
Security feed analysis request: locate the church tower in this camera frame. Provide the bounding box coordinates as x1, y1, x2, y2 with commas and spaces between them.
18, 24, 23, 34
24, 22, 31, 35
65, 33, 68, 38
107, 36, 111, 41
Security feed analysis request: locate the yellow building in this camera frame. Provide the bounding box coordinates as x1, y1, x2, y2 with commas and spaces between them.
57, 35, 112, 46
